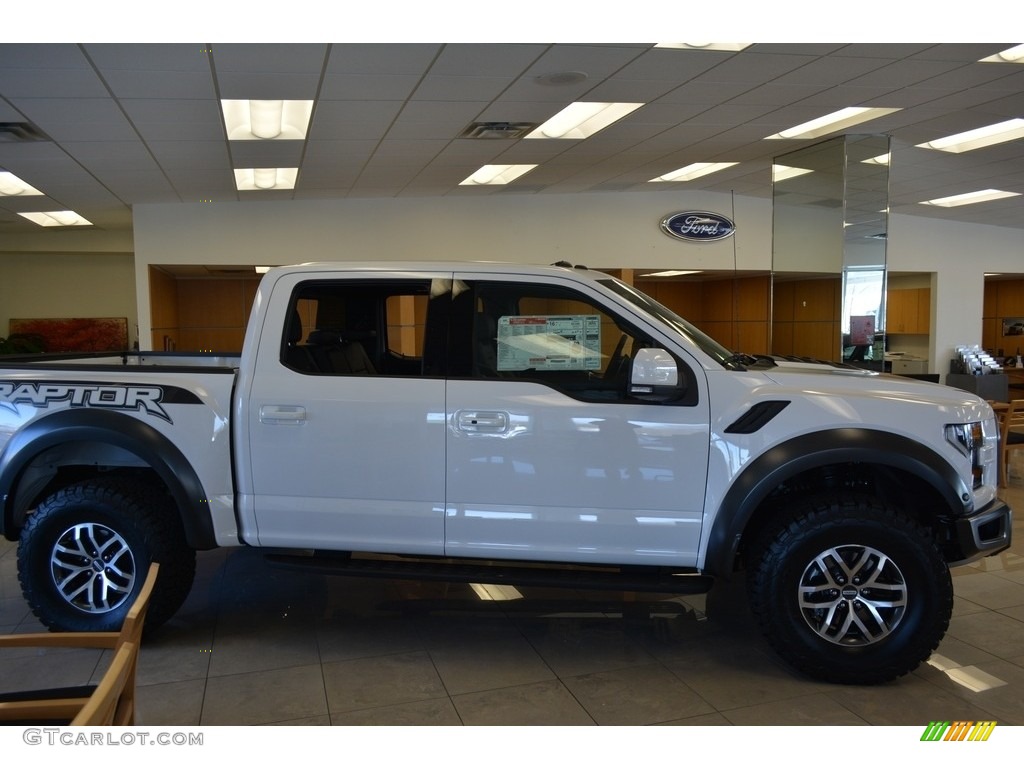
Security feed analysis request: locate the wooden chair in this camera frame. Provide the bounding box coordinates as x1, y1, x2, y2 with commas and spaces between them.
0, 562, 159, 726
999, 399, 1024, 488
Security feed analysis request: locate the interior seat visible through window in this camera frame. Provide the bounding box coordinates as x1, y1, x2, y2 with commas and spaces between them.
305, 330, 377, 375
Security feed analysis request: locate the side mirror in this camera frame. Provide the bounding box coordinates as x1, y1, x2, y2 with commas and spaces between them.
629, 348, 685, 402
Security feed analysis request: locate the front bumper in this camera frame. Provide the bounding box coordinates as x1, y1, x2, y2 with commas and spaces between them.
951, 497, 1012, 565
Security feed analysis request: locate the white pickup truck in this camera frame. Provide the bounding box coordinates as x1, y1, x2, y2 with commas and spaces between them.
0, 261, 1012, 684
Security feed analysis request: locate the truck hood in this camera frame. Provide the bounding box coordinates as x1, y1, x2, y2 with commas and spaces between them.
755, 355, 985, 412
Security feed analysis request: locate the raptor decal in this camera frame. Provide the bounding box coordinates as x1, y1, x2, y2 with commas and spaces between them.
0, 381, 180, 423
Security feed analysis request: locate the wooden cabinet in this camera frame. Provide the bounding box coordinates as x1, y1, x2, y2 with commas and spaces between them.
886, 287, 930, 334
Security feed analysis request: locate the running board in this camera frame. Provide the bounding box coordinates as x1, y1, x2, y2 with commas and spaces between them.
264, 553, 714, 595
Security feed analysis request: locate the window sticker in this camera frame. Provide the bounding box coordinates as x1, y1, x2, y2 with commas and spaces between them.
496, 315, 601, 371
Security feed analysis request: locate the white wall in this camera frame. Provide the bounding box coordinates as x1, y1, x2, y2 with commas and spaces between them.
132, 190, 774, 346
5, 189, 1021, 377
888, 213, 1024, 376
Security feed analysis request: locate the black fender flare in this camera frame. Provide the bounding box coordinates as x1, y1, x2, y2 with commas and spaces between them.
703, 428, 972, 577
0, 409, 216, 549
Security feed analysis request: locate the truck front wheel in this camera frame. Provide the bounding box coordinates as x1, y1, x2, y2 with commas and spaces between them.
17, 478, 196, 632
747, 493, 952, 685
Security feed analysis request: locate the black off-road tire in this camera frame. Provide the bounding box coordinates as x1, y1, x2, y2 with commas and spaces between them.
747, 493, 952, 685
17, 478, 196, 632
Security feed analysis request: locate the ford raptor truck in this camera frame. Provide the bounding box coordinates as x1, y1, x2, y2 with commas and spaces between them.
0, 262, 1012, 684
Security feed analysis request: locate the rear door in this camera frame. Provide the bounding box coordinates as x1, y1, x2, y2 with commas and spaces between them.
243, 269, 450, 554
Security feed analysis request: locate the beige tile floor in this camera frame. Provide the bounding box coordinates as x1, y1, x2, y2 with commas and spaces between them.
2, 484, 1024, 726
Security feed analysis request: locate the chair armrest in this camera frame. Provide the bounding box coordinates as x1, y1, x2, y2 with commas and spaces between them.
0, 698, 89, 723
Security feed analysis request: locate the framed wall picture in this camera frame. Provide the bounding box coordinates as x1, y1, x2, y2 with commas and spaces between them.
9, 317, 129, 352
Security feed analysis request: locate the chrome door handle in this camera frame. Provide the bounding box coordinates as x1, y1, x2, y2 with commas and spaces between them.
456, 410, 509, 433
259, 405, 307, 424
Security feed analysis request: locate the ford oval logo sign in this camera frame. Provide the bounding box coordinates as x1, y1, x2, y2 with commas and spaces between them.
661, 211, 736, 242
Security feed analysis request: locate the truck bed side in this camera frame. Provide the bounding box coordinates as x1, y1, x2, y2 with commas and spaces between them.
0, 360, 239, 548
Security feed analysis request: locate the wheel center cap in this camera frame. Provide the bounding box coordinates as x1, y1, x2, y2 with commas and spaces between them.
841, 586, 859, 599
91, 559, 105, 573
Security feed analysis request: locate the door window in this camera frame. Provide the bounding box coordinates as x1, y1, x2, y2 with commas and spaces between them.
453, 280, 690, 404
280, 279, 448, 377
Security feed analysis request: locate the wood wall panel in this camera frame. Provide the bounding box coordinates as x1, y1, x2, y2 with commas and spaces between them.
177, 328, 246, 353
634, 275, 771, 354
734, 276, 770, 321
984, 278, 1024, 357
735, 322, 769, 355
772, 281, 795, 322
791, 278, 837, 321
149, 275, 259, 353
772, 277, 842, 360
149, 267, 179, 350
701, 281, 734, 322
771, 322, 794, 356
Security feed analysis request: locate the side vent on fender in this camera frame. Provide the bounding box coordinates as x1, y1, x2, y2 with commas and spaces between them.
725, 401, 790, 434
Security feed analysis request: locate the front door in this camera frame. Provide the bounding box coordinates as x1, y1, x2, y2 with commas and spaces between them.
444, 273, 711, 567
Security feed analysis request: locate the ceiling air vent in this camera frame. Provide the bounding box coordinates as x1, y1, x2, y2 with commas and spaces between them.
0, 122, 51, 142
459, 121, 538, 140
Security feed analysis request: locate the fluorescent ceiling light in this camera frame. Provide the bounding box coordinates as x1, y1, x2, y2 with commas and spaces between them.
460, 164, 537, 185
861, 153, 890, 166
915, 118, 1024, 153
772, 164, 813, 182
18, 211, 92, 227
525, 102, 643, 139
221, 100, 314, 140
765, 107, 902, 140
919, 189, 1020, 207
642, 270, 702, 277
649, 162, 737, 182
980, 44, 1024, 63
234, 168, 298, 191
0, 171, 44, 196
654, 43, 751, 51
18, 210, 92, 227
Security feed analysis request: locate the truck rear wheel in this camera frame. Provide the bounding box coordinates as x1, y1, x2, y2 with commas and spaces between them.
747, 493, 952, 684
17, 478, 196, 632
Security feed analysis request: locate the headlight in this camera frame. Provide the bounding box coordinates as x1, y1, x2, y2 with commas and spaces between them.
945, 421, 994, 489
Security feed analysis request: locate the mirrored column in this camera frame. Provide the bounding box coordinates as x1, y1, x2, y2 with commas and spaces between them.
771, 134, 890, 367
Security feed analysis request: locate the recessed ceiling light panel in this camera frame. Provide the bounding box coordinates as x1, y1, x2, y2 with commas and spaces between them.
916, 119, 1024, 153
649, 162, 738, 183
18, 210, 92, 227
460, 165, 538, 185
765, 107, 901, 140
525, 102, 644, 140
919, 189, 1020, 207
772, 164, 814, 182
641, 270, 702, 277
0, 171, 44, 196
221, 100, 314, 140
980, 44, 1024, 63
234, 168, 298, 191
654, 43, 751, 51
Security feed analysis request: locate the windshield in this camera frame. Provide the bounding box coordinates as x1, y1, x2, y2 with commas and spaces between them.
598, 277, 735, 366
